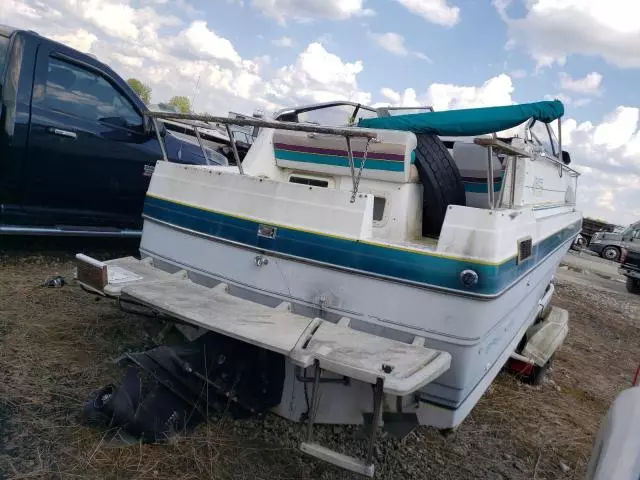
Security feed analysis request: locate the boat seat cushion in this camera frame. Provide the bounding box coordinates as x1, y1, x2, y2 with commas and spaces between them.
273, 130, 418, 183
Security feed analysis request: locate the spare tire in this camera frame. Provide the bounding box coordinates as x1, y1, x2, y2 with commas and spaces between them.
414, 134, 466, 236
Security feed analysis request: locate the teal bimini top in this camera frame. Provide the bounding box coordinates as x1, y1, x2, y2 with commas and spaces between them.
357, 100, 564, 137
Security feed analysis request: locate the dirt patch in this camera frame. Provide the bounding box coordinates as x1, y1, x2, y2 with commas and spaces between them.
1, 245, 639, 479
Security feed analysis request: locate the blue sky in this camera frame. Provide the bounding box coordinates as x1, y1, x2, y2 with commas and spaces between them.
3, 0, 640, 224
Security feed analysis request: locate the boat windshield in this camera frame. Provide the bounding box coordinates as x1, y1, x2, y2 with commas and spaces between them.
549, 123, 560, 156
380, 107, 434, 117
529, 120, 555, 156
275, 101, 378, 127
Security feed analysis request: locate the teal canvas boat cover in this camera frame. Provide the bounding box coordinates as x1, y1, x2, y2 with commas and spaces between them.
358, 100, 564, 137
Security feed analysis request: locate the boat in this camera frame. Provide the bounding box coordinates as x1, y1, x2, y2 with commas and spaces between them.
150, 103, 261, 163
77, 99, 581, 476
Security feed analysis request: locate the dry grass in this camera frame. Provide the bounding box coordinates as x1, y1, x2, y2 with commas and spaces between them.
1, 240, 639, 479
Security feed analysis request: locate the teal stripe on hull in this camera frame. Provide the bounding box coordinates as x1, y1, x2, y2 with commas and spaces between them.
143, 196, 580, 296
275, 149, 406, 172
464, 181, 503, 193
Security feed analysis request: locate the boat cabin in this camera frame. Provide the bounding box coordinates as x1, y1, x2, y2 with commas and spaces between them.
235, 100, 577, 247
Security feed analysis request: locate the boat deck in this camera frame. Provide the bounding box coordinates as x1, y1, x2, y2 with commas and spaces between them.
370, 235, 439, 252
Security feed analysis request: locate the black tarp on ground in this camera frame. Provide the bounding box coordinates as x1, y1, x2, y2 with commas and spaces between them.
82, 331, 286, 442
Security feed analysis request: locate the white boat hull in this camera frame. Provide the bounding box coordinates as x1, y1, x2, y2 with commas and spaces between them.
140, 215, 570, 428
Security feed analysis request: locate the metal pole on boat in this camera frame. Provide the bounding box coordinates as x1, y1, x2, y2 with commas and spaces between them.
509, 156, 517, 208
146, 111, 378, 140
306, 360, 322, 442
153, 118, 169, 162
345, 136, 358, 197
487, 146, 494, 209
225, 124, 245, 175
193, 126, 212, 165
558, 118, 562, 158
366, 378, 384, 464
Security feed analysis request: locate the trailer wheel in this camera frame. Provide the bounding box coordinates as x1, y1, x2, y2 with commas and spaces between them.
602, 246, 621, 262
526, 354, 555, 386
571, 235, 586, 251
626, 277, 640, 294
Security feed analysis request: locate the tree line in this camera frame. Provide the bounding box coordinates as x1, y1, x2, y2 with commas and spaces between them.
126, 78, 191, 113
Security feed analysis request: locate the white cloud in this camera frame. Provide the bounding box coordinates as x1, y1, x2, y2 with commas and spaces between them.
78, 0, 140, 40
492, 0, 510, 20
381, 87, 402, 104
376, 74, 514, 115
272, 36, 294, 47
315, 33, 335, 47
498, 0, 640, 68
561, 108, 640, 224
2, 0, 374, 115
110, 52, 144, 68
544, 93, 572, 106
266, 42, 370, 105
395, 0, 460, 27
2, 0, 41, 20
50, 29, 97, 52
370, 32, 408, 56
592, 107, 639, 150
251, 0, 371, 23
183, 21, 242, 64
426, 74, 514, 111
559, 72, 603, 95
413, 52, 433, 62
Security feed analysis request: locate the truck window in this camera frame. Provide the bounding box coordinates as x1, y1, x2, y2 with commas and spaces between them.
0, 34, 9, 84
43, 57, 142, 129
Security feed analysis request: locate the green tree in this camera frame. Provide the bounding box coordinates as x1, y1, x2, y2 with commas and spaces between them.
126, 78, 152, 104
168, 95, 192, 114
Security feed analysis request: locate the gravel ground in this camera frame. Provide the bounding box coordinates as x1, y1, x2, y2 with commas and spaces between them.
1, 241, 639, 479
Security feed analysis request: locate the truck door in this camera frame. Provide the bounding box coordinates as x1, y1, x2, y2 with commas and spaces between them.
624, 229, 640, 249
23, 45, 159, 229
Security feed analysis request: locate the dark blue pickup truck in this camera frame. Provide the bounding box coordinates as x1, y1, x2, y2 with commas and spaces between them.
0, 26, 227, 237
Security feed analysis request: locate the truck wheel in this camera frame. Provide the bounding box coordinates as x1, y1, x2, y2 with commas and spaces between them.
626, 277, 640, 294
414, 134, 466, 236
602, 246, 621, 262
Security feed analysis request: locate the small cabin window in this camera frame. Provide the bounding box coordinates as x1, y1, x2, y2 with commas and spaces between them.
373, 196, 386, 221
289, 176, 329, 188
